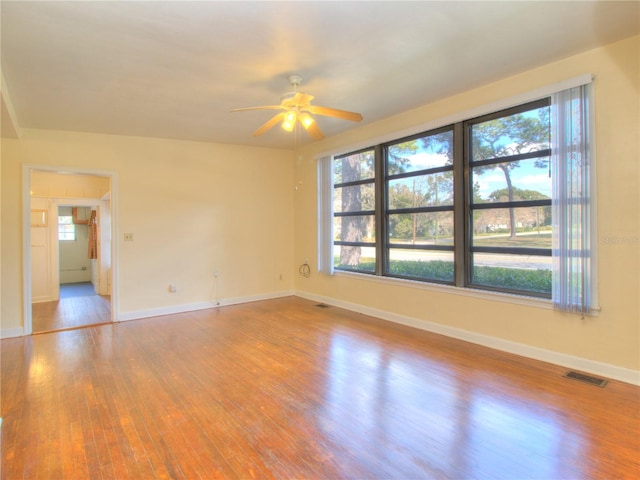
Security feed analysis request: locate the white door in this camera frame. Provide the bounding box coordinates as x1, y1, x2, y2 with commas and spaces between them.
30, 198, 54, 303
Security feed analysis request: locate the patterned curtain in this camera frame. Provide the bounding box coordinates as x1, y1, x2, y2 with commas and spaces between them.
88, 210, 98, 259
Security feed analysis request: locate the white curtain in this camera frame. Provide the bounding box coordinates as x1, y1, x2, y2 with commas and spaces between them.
317, 156, 334, 275
551, 83, 593, 314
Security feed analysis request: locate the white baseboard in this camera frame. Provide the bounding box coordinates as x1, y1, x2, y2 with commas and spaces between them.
117, 290, 295, 322
7, 288, 637, 386
1, 327, 24, 339
295, 290, 640, 386
32, 296, 55, 304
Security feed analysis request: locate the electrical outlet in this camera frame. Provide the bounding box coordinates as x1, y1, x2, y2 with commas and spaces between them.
124, 233, 134, 241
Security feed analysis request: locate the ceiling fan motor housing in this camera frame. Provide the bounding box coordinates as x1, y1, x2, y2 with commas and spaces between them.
280, 92, 298, 104
287, 74, 303, 87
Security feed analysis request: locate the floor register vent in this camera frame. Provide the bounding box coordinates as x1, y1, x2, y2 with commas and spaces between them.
563, 371, 608, 388
314, 304, 330, 308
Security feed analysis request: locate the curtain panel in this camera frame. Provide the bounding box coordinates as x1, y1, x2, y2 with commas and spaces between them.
317, 156, 334, 275
88, 210, 98, 260
551, 83, 594, 314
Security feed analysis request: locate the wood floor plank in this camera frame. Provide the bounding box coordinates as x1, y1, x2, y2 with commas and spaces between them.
2, 296, 639, 479
32, 294, 111, 334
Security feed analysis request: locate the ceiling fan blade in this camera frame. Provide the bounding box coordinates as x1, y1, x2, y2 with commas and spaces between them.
307, 105, 363, 122
294, 92, 314, 105
253, 112, 286, 136
231, 105, 282, 112
302, 118, 324, 140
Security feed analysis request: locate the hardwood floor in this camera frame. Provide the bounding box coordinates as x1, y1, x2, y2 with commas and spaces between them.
32, 286, 111, 333
2, 296, 638, 479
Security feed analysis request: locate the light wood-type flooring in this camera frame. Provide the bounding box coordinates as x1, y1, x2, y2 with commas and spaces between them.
32, 283, 111, 333
2, 296, 638, 479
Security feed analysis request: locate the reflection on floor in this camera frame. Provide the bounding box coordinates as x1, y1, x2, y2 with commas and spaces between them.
3, 297, 638, 479
32, 282, 111, 333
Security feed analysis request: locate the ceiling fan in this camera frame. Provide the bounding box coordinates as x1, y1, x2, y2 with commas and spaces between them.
231, 74, 363, 140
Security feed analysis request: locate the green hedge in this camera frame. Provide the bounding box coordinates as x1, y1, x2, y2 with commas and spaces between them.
336, 259, 551, 295
388, 260, 454, 282
472, 265, 551, 294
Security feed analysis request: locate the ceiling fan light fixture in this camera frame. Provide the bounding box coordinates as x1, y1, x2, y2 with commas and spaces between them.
300, 112, 314, 129
232, 74, 362, 140
284, 110, 297, 123
281, 121, 295, 132
282, 110, 297, 131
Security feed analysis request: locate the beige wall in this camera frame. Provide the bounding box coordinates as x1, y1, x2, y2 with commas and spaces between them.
293, 35, 640, 373
1, 150, 21, 329
1, 131, 294, 329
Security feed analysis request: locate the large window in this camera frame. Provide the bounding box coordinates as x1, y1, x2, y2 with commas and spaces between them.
333, 149, 376, 273
466, 99, 552, 295
385, 127, 456, 283
329, 92, 592, 302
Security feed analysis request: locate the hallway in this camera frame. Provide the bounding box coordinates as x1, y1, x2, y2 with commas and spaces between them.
32, 282, 111, 333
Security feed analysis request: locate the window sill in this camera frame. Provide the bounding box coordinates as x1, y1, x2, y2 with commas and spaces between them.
333, 270, 601, 314
333, 269, 556, 310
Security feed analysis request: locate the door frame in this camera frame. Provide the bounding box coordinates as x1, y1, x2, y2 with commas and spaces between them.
22, 164, 118, 335
52, 199, 109, 300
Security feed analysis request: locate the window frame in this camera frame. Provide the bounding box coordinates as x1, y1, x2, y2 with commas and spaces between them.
327, 80, 594, 304
332, 147, 377, 274
332, 100, 554, 297
382, 125, 457, 284
463, 98, 552, 298
58, 215, 77, 241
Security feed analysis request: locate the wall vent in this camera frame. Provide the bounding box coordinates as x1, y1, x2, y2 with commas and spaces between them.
563, 371, 608, 388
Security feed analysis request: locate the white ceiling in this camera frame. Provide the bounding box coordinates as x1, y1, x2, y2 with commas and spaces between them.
1, 1, 639, 149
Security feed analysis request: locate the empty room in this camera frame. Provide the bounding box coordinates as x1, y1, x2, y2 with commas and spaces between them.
1, 1, 639, 479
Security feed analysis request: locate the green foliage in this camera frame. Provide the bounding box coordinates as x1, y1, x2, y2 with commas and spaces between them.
388, 141, 419, 175
472, 265, 551, 294
334, 258, 552, 295
420, 131, 455, 163
390, 217, 415, 239
471, 110, 549, 161
488, 187, 550, 202
388, 260, 454, 281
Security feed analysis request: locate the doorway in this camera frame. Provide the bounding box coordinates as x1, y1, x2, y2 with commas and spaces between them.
31, 203, 111, 333
23, 166, 117, 335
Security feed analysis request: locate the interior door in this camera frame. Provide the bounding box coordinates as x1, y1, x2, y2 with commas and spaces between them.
30, 198, 54, 303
